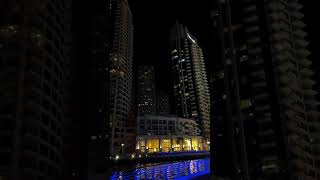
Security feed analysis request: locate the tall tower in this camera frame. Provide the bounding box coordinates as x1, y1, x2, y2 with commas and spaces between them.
0, 0, 71, 180
170, 22, 210, 144
109, 0, 134, 155
86, 0, 113, 175
242, 0, 320, 179
137, 66, 157, 115
211, 0, 320, 179
156, 91, 171, 116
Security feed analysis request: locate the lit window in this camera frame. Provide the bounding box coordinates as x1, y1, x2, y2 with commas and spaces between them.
171, 49, 177, 54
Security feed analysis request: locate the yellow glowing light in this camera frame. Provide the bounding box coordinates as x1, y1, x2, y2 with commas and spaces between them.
131, 154, 135, 159
115, 155, 119, 160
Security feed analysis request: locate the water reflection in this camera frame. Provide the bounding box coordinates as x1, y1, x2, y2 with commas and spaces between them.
110, 158, 210, 180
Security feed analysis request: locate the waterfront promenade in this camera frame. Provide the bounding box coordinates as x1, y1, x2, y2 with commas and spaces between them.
111, 151, 210, 166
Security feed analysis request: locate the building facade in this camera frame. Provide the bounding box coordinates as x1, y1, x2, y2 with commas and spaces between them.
87, 0, 113, 175
109, 0, 134, 155
136, 115, 204, 153
137, 66, 156, 115
170, 22, 210, 145
156, 91, 171, 116
243, 1, 320, 179
211, 0, 320, 179
0, 0, 71, 180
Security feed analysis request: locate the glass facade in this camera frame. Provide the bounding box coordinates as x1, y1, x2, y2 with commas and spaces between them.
170, 22, 210, 145
136, 136, 204, 153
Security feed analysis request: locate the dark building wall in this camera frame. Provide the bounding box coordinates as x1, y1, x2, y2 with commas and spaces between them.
109, 0, 134, 155
242, 1, 320, 179
86, 0, 113, 175
65, 0, 91, 179
0, 0, 71, 180
212, 0, 320, 179
156, 91, 171, 116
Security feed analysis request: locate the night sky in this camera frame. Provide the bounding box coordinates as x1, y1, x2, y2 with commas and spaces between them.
129, 0, 214, 93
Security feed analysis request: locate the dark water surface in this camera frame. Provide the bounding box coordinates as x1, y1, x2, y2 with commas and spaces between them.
110, 158, 210, 180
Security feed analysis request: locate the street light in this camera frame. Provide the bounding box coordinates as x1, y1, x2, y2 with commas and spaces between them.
121, 143, 124, 156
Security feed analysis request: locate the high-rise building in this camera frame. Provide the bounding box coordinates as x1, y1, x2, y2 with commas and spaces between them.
137, 66, 156, 115
243, 1, 320, 179
86, 0, 113, 175
211, 0, 320, 179
0, 1, 71, 180
156, 91, 171, 116
170, 22, 210, 145
109, 0, 134, 156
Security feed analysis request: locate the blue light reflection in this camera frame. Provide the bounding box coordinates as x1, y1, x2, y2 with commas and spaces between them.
110, 158, 210, 180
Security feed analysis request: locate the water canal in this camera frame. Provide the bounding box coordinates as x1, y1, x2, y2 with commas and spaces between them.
110, 158, 210, 180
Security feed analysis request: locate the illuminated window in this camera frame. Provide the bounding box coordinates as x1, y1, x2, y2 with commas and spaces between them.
183, 139, 192, 151
172, 138, 183, 152
192, 138, 200, 151
171, 49, 177, 54
147, 139, 159, 153
161, 139, 171, 152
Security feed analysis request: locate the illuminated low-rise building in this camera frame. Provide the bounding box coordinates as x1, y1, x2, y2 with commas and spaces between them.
136, 115, 208, 153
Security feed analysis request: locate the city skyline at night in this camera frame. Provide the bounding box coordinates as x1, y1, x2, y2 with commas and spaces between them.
1, 0, 320, 180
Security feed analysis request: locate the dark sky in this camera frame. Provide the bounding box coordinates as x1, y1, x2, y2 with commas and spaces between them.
129, 0, 214, 92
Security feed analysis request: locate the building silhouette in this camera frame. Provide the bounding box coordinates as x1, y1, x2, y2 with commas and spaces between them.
86, 0, 113, 176
170, 22, 210, 147
156, 91, 171, 116
137, 66, 156, 115
0, 0, 71, 180
109, 0, 134, 156
211, 0, 320, 179
244, 1, 320, 179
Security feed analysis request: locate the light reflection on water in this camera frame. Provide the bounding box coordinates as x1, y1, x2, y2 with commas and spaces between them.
110, 158, 210, 180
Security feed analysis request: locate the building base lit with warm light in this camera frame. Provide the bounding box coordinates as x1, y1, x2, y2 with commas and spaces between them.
136, 115, 209, 154
136, 135, 209, 153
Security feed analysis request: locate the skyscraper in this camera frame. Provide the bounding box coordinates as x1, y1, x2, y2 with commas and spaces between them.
156, 91, 171, 116
170, 22, 210, 146
0, 0, 71, 180
109, 0, 134, 156
137, 66, 156, 115
87, 0, 113, 175
243, 1, 320, 179
211, 0, 320, 179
